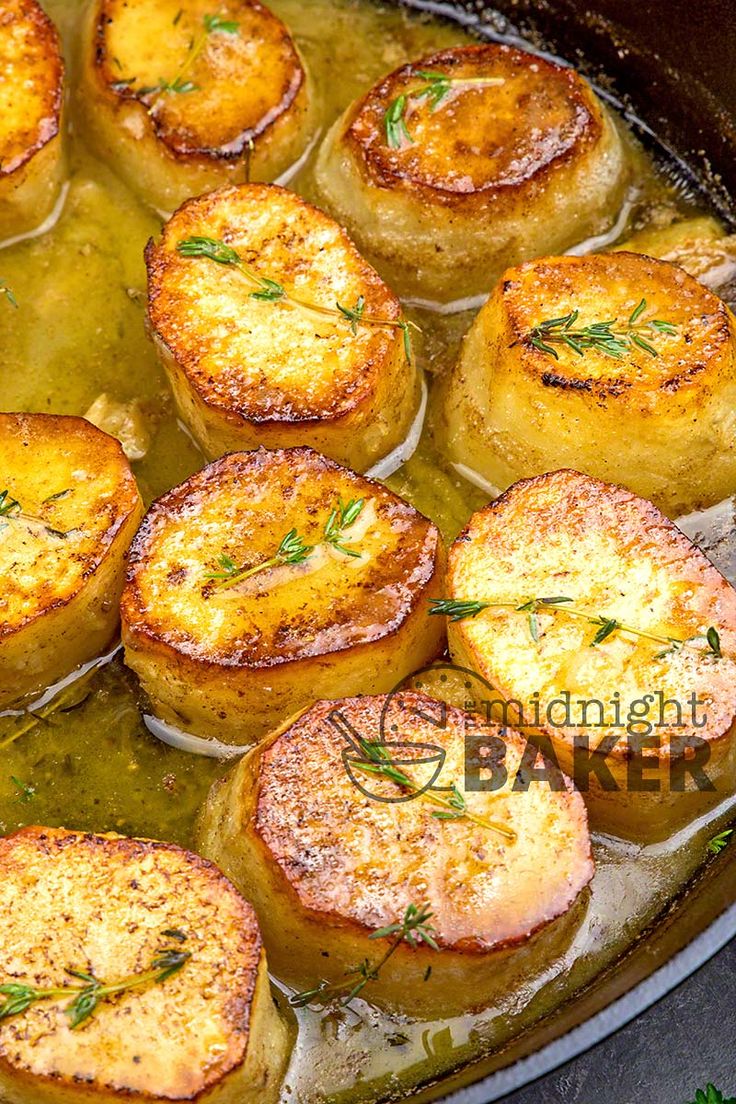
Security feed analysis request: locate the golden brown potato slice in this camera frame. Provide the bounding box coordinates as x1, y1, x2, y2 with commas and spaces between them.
0, 413, 144, 709
315, 43, 628, 303
146, 184, 420, 470
0, 0, 65, 240
0, 826, 288, 1104
197, 692, 593, 1018
441, 250, 736, 516
444, 469, 736, 841
121, 447, 445, 745
78, 0, 312, 212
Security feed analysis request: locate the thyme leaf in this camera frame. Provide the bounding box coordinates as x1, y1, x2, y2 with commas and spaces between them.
0, 284, 17, 308
383, 70, 505, 149
430, 595, 724, 659
0, 932, 190, 1029
176, 236, 418, 362
707, 828, 733, 855
290, 903, 437, 1008
528, 300, 678, 361
323, 498, 365, 558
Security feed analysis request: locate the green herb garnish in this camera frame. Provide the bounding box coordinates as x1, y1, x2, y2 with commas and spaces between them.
384, 70, 504, 149
429, 596, 723, 658
207, 528, 313, 590
323, 498, 364, 558
686, 1087, 736, 1104
176, 236, 418, 362
0, 931, 190, 1029
707, 828, 733, 855
528, 300, 678, 361
1, 283, 18, 308
290, 902, 437, 1008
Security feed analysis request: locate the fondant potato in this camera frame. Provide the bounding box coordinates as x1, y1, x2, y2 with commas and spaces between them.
121, 447, 445, 745
0, 0, 65, 240
0, 827, 288, 1104
197, 693, 593, 1018
441, 251, 736, 516
78, 0, 312, 212
0, 414, 144, 709
315, 43, 628, 302
444, 469, 736, 840
146, 184, 419, 470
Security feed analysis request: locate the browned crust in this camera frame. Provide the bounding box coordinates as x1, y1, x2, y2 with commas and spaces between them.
449, 468, 736, 759
503, 252, 734, 398
0, 0, 64, 176
92, 0, 305, 163
0, 413, 142, 643
251, 693, 594, 953
0, 826, 262, 1101
122, 447, 443, 670
144, 185, 401, 424
345, 43, 602, 203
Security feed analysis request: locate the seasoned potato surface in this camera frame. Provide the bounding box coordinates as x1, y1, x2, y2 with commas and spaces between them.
446, 470, 736, 838
441, 251, 736, 516
79, 0, 311, 211
0, 413, 144, 708
316, 43, 628, 301
121, 447, 445, 744
197, 692, 593, 1017
146, 184, 419, 470
0, 826, 288, 1104
0, 0, 64, 239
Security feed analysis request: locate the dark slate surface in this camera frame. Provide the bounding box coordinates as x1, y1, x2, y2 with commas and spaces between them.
501, 938, 736, 1104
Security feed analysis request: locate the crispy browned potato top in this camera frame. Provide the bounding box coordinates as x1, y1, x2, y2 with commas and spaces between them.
146, 184, 402, 423
500, 251, 734, 394
0, 826, 262, 1097
0, 0, 63, 175
250, 693, 593, 951
94, 0, 305, 158
0, 413, 141, 640
122, 447, 442, 668
346, 43, 602, 197
448, 469, 736, 754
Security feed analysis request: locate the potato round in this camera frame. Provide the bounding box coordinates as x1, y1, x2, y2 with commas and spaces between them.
0, 0, 65, 240
146, 184, 419, 471
441, 250, 736, 516
445, 469, 736, 841
79, 0, 312, 212
0, 826, 288, 1104
120, 447, 445, 745
197, 692, 593, 1018
315, 43, 628, 303
0, 413, 144, 709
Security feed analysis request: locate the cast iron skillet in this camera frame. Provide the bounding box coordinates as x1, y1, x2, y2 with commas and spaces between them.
388, 1, 736, 1099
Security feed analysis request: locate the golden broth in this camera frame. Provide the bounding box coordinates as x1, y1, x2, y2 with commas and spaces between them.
1, 2, 734, 1101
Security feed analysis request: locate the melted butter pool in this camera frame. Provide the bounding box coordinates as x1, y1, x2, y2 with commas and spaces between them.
1, 1, 734, 1100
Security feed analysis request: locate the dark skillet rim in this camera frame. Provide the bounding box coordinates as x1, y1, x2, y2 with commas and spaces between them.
432, 903, 736, 1102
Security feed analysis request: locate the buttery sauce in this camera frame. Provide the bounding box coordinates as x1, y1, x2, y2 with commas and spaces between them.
1, 2, 735, 1101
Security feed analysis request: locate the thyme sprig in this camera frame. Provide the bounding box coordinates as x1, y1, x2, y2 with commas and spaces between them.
353, 736, 516, 842
176, 236, 418, 363
528, 299, 678, 361
206, 498, 366, 589
707, 828, 733, 855
1, 283, 18, 308
115, 12, 239, 104
0, 931, 190, 1029
385, 69, 505, 149
429, 597, 723, 660
290, 902, 437, 1008
323, 497, 364, 558
0, 488, 68, 539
